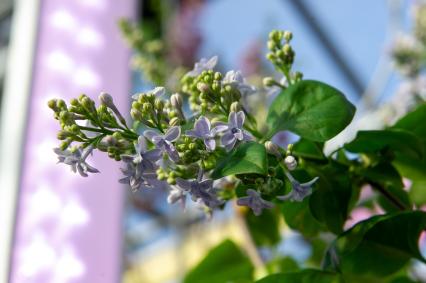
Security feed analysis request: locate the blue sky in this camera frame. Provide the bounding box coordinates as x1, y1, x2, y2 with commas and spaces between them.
199, 0, 408, 103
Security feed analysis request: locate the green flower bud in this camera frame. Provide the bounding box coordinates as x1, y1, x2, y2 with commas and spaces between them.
57, 130, 70, 140
188, 143, 196, 150
212, 81, 221, 92
99, 92, 114, 107
230, 101, 241, 112
263, 77, 275, 87
282, 44, 292, 55
177, 144, 186, 151
70, 124, 79, 133
47, 99, 58, 110
266, 52, 275, 61
267, 40, 276, 50
168, 110, 177, 118
130, 109, 142, 121
169, 117, 180, 126
57, 99, 67, 110
154, 99, 164, 109
167, 176, 176, 185
197, 82, 210, 93
214, 72, 222, 80
143, 103, 152, 112
170, 93, 183, 109
284, 31, 293, 42
60, 140, 71, 150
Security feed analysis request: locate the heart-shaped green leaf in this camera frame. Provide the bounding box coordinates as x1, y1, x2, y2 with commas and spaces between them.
256, 269, 342, 283
267, 80, 355, 142
212, 142, 268, 179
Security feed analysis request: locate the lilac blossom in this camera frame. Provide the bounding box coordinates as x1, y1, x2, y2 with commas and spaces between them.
175, 170, 222, 209
131, 86, 165, 100
218, 111, 252, 151
167, 186, 187, 209
119, 136, 162, 192
144, 126, 181, 162
237, 189, 274, 216
54, 145, 99, 177
185, 116, 227, 151
185, 56, 218, 77
119, 161, 157, 192
277, 172, 319, 202
222, 70, 256, 97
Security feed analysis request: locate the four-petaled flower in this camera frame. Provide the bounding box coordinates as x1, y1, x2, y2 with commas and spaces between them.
237, 189, 274, 216
144, 126, 181, 162
185, 116, 227, 151
132, 86, 165, 100
54, 145, 99, 177
185, 56, 218, 77
277, 172, 319, 202
119, 136, 162, 192
175, 170, 222, 209
223, 70, 256, 96
218, 111, 252, 151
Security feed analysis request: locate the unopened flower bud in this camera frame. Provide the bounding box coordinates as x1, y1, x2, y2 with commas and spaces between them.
169, 117, 180, 126
284, 155, 297, 171
265, 141, 281, 157
263, 77, 275, 87
170, 93, 183, 109
57, 99, 66, 110
99, 92, 114, 107
266, 52, 275, 61
47, 99, 58, 110
284, 31, 293, 42
283, 44, 292, 54
214, 72, 222, 80
197, 82, 210, 93
70, 98, 79, 107
230, 102, 241, 112
154, 99, 164, 109
267, 40, 276, 50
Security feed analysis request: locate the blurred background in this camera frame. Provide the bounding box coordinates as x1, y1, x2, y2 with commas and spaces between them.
0, 0, 424, 282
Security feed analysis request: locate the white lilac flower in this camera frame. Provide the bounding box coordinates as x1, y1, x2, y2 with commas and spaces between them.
222, 70, 256, 96
185, 55, 218, 77
175, 170, 222, 209
54, 145, 99, 177
167, 185, 186, 209
144, 126, 181, 162
277, 172, 319, 202
185, 116, 227, 151
131, 86, 165, 100
218, 111, 252, 151
119, 136, 162, 192
237, 189, 274, 216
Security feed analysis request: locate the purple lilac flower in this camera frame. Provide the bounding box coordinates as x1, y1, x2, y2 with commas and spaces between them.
222, 70, 256, 97
175, 170, 222, 209
185, 56, 218, 77
119, 136, 162, 192
218, 111, 252, 151
119, 161, 157, 192
54, 145, 99, 177
144, 126, 181, 162
185, 116, 227, 151
167, 186, 186, 209
237, 189, 274, 216
277, 172, 319, 202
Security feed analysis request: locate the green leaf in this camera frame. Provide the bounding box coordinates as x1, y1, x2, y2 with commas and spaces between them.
359, 162, 411, 212
282, 200, 324, 237
256, 269, 342, 283
324, 211, 426, 278
392, 103, 426, 139
307, 162, 353, 234
292, 139, 326, 160
183, 240, 254, 283
267, 80, 355, 142
246, 209, 281, 246
344, 129, 424, 160
212, 142, 268, 179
